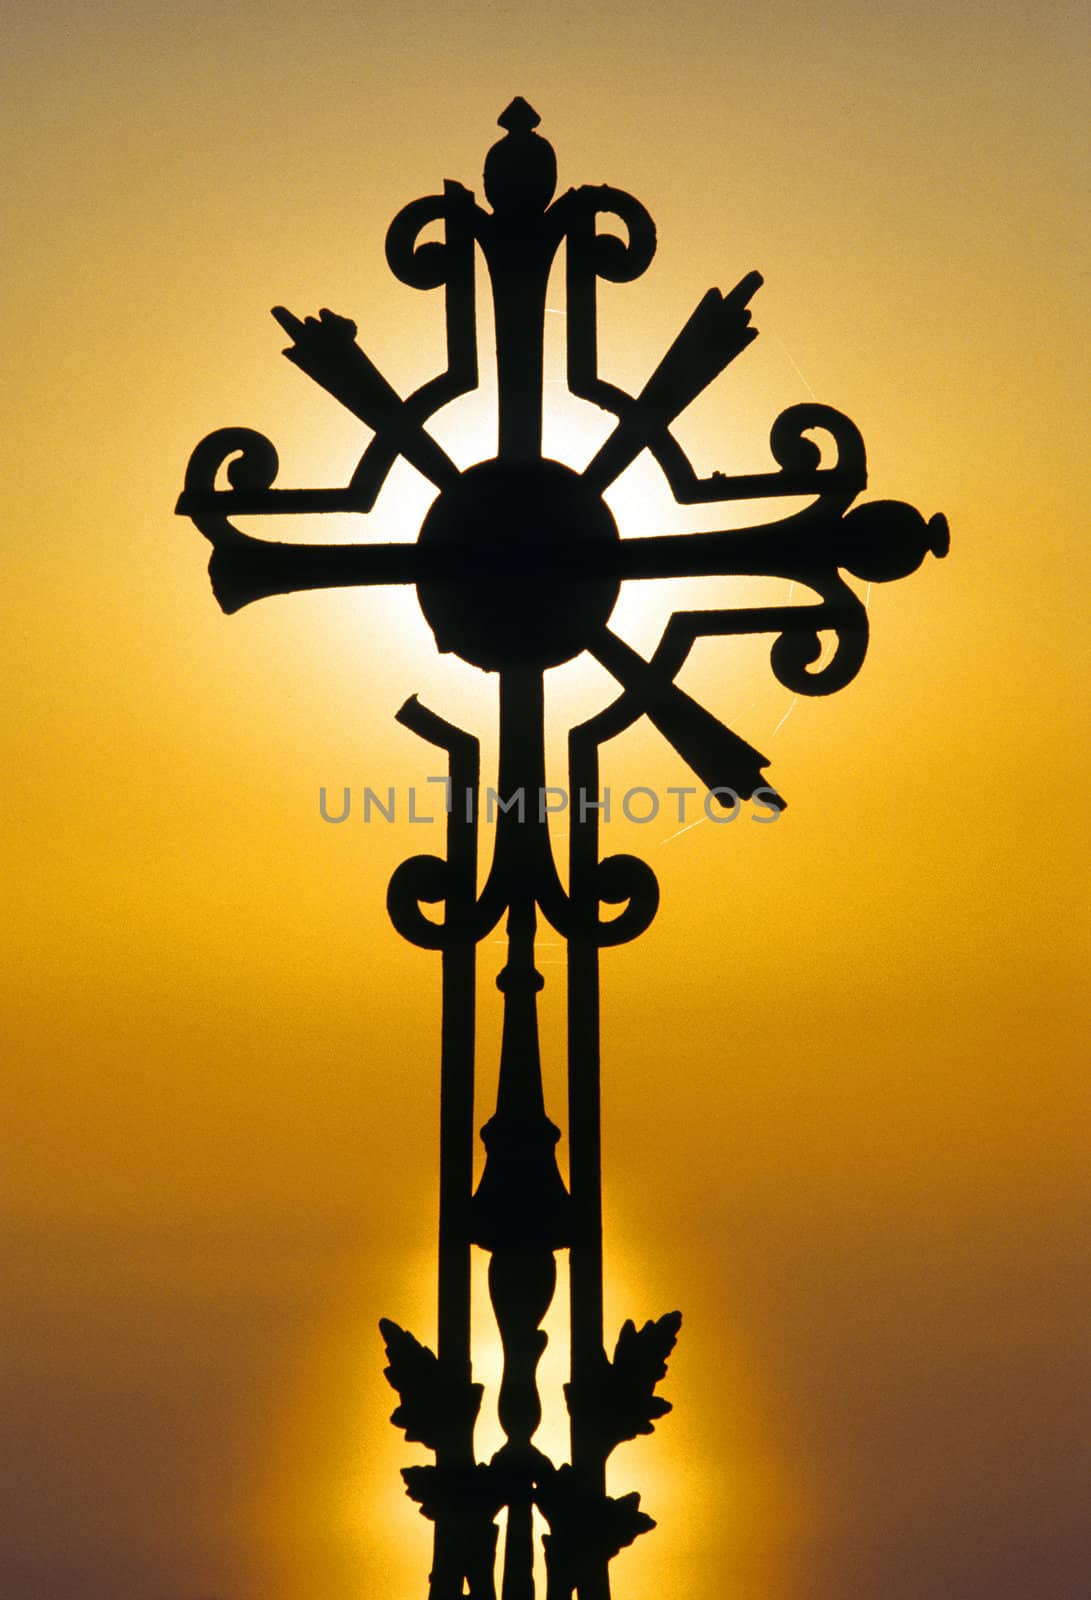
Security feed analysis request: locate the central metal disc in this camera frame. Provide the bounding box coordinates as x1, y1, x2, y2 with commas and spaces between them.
416, 458, 620, 671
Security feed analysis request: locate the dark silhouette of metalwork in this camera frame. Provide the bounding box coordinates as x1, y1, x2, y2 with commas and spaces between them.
176, 99, 948, 1600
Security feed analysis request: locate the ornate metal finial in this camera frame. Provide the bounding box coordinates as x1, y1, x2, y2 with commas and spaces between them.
485, 98, 555, 209
176, 103, 947, 1600
498, 96, 541, 131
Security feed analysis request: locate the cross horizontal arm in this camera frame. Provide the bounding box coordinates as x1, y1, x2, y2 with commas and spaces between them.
198, 526, 421, 614
615, 501, 948, 585
180, 475, 944, 615
191, 521, 812, 616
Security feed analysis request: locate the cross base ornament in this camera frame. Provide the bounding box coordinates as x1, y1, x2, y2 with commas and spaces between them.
176, 98, 947, 1600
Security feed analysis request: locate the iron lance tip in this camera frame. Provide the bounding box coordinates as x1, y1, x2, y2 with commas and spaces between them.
725, 270, 764, 306
270, 305, 304, 338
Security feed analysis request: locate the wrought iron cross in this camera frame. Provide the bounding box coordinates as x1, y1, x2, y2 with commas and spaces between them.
177, 99, 947, 1600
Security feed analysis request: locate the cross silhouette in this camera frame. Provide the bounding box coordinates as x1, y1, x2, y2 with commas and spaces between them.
176, 98, 947, 1600
177, 96, 946, 809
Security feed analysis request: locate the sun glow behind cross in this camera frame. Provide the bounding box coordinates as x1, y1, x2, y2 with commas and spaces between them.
232, 298, 820, 761
169, 97, 951, 1600
7, 8, 1086, 1597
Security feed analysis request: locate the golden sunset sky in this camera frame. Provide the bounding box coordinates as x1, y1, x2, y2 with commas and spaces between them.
4, 3, 1088, 1598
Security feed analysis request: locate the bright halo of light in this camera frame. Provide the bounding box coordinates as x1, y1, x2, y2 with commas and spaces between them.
238, 312, 810, 749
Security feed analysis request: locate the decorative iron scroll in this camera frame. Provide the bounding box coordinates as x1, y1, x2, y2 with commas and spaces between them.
177, 97, 947, 1600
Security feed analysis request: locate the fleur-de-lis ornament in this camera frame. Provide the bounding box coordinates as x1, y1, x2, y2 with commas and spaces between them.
178, 98, 947, 1600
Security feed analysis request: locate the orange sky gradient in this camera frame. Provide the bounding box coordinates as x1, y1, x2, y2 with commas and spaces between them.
3, 4, 1088, 1598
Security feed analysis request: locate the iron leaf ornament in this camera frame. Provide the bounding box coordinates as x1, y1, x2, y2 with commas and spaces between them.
177, 98, 947, 1600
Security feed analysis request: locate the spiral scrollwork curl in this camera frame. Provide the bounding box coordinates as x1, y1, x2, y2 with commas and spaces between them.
387, 854, 462, 951
577, 185, 657, 284
182, 426, 279, 520
769, 402, 866, 510
385, 185, 474, 291
769, 598, 869, 696
570, 853, 660, 949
